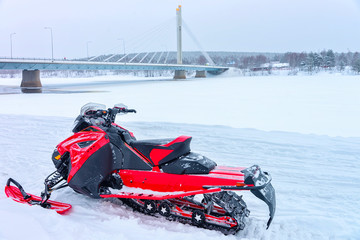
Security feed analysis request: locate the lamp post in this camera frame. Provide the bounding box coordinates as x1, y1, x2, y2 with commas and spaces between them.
44, 27, 54, 61
87, 41, 92, 59
10, 32, 16, 59
117, 38, 126, 55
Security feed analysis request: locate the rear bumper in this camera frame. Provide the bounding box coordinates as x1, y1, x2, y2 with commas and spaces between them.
242, 165, 276, 229
203, 165, 276, 229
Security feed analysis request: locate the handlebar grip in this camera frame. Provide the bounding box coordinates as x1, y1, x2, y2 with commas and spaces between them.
127, 109, 136, 113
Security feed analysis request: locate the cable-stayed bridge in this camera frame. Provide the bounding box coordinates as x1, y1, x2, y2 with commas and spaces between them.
0, 6, 228, 93
0, 58, 227, 73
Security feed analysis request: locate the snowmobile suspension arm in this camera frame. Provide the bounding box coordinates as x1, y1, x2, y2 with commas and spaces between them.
41, 171, 68, 205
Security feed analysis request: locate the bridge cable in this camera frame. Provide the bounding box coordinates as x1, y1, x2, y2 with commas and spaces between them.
117, 19, 174, 63
104, 54, 118, 62
88, 17, 175, 62
129, 52, 142, 63
148, 52, 157, 63
164, 51, 170, 64
139, 52, 150, 63
124, 18, 174, 58
117, 53, 130, 63
156, 52, 164, 64
182, 20, 215, 65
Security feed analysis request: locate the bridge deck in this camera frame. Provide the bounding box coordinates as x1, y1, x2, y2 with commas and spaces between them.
0, 59, 228, 74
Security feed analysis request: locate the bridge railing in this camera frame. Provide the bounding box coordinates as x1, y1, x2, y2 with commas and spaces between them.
0, 56, 70, 61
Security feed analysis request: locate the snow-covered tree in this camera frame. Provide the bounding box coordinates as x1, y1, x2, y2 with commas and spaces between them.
325, 50, 335, 69
352, 58, 360, 74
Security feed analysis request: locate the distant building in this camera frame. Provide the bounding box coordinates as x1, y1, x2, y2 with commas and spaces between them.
251, 61, 290, 71
271, 62, 290, 70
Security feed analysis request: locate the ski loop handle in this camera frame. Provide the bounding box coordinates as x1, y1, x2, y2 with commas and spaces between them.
6, 178, 31, 200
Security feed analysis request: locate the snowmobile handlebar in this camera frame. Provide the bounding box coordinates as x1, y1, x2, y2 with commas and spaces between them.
116, 108, 136, 113
106, 107, 136, 125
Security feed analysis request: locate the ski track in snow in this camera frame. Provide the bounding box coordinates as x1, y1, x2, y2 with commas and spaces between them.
0, 114, 359, 240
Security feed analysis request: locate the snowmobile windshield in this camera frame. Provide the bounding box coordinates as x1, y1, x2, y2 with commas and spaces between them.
72, 115, 91, 133
80, 103, 106, 116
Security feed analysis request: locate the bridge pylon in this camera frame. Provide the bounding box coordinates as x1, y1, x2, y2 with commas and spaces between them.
174, 5, 186, 79
20, 69, 42, 93
195, 70, 206, 78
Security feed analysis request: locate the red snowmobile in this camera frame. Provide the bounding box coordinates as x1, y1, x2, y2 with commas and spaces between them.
5, 103, 275, 234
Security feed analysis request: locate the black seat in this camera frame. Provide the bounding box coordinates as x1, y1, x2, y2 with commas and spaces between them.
161, 152, 217, 175
130, 136, 192, 166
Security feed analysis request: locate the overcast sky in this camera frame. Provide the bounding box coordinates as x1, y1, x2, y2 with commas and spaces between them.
1, 0, 360, 59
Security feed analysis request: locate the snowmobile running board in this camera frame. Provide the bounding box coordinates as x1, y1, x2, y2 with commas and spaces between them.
4, 178, 72, 214
100, 188, 222, 200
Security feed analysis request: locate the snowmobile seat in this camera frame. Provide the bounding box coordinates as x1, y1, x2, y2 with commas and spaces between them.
130, 136, 192, 166
161, 152, 217, 174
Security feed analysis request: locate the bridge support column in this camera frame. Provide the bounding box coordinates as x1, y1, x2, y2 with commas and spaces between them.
21, 69, 42, 93
195, 70, 206, 78
174, 70, 186, 79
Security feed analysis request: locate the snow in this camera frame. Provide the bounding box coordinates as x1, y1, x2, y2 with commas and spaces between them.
110, 186, 187, 196
1, 72, 360, 137
0, 72, 360, 239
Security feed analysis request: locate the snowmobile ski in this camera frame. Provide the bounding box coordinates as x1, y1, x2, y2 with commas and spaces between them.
5, 178, 72, 214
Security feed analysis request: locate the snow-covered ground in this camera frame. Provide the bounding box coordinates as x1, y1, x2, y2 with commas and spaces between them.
0, 72, 360, 240
1, 71, 360, 137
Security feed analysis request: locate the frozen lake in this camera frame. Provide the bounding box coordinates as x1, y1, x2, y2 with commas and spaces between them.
1, 72, 359, 137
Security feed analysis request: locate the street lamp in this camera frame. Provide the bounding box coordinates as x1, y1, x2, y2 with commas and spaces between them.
87, 41, 92, 59
118, 38, 126, 55
10, 32, 16, 58
44, 27, 54, 61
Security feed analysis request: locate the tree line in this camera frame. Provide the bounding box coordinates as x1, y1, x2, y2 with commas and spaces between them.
196, 50, 360, 74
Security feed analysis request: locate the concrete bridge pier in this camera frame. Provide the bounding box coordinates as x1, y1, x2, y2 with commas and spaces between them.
174, 70, 186, 79
21, 69, 42, 93
195, 70, 206, 78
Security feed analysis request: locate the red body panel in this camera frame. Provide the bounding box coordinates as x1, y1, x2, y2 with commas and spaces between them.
56, 126, 109, 182
149, 149, 173, 163
118, 166, 248, 192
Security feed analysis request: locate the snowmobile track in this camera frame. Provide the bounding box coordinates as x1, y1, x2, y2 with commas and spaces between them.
120, 191, 249, 235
